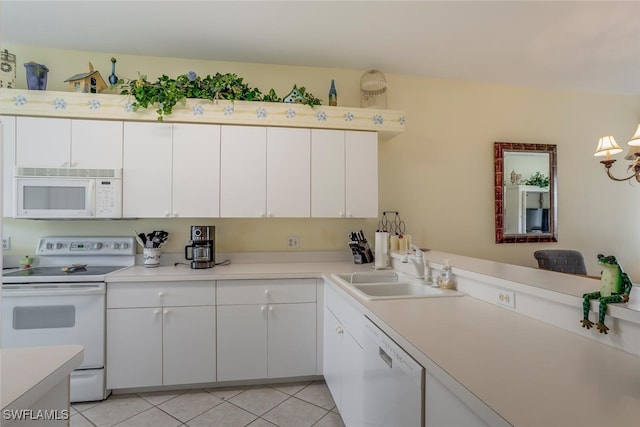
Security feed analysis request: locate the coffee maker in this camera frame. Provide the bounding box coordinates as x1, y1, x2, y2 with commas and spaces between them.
185, 226, 215, 269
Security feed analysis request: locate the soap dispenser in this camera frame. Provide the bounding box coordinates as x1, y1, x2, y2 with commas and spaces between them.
438, 259, 454, 289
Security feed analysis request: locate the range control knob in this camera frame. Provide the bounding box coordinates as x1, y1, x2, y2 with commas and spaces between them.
113, 243, 121, 250
55, 243, 64, 249
121, 242, 129, 249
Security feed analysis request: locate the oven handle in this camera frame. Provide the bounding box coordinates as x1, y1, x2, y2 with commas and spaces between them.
2, 287, 105, 297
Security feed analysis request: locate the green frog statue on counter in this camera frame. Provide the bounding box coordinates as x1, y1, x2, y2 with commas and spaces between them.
580, 254, 632, 334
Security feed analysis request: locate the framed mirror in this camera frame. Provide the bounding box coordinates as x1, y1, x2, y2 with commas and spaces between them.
494, 142, 557, 243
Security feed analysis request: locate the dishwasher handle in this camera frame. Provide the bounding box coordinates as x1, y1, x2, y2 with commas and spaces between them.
379, 347, 393, 368
365, 317, 424, 388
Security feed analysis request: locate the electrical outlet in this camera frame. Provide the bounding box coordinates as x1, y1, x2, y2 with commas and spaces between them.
2, 237, 10, 250
287, 236, 300, 249
497, 289, 515, 309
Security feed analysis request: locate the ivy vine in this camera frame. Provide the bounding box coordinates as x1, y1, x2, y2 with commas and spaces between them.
118, 72, 321, 121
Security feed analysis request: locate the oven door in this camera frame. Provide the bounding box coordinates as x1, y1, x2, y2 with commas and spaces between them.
1, 283, 105, 369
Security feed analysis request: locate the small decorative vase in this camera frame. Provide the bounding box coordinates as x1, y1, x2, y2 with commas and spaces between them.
24, 62, 49, 90
108, 57, 118, 85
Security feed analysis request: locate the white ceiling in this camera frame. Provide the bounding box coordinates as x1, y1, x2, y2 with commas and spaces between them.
2, 0, 640, 95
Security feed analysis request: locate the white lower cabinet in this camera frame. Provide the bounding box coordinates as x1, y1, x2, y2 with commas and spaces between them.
216, 279, 317, 381
217, 305, 268, 381
106, 281, 216, 389
323, 280, 364, 427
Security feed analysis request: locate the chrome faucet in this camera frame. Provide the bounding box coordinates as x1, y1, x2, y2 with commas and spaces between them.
402, 245, 425, 280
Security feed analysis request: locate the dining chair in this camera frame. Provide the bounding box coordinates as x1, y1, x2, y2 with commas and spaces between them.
533, 250, 587, 275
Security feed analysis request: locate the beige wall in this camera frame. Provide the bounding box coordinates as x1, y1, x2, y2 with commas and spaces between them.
3, 45, 640, 277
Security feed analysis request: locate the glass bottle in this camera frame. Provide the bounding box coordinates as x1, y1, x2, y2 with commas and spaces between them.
108, 57, 118, 86
328, 79, 337, 106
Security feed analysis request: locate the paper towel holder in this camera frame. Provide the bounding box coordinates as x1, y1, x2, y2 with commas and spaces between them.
374, 231, 392, 270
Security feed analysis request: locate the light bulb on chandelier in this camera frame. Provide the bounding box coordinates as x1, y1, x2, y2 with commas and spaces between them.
594, 123, 640, 182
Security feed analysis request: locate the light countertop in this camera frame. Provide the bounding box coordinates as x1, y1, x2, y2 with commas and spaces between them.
357, 294, 640, 427
1, 345, 84, 411
104, 252, 640, 426
106, 260, 374, 282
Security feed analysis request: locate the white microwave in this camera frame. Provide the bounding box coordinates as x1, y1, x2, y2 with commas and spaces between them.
14, 168, 122, 219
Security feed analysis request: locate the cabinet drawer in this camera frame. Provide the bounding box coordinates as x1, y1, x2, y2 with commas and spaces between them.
107, 281, 215, 308
325, 279, 364, 345
217, 279, 316, 305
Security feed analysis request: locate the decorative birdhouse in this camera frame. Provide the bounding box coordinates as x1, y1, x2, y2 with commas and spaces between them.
65, 62, 107, 93
283, 85, 303, 104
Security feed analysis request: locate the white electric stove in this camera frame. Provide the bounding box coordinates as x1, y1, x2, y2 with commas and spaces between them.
1, 236, 135, 402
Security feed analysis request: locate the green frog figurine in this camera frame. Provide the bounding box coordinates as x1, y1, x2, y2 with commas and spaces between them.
580, 254, 632, 334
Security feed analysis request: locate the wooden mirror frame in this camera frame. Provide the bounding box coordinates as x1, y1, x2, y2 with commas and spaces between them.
494, 142, 558, 243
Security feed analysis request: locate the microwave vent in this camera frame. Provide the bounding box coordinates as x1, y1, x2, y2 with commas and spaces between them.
16, 167, 122, 178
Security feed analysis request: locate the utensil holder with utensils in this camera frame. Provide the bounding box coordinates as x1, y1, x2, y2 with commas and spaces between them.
143, 248, 161, 267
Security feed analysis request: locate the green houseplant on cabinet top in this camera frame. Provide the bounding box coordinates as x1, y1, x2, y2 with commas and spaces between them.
118, 72, 323, 121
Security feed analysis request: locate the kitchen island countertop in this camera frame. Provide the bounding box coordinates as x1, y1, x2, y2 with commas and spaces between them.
1, 345, 84, 415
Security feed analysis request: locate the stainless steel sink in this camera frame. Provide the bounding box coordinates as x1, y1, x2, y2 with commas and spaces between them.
331, 272, 463, 300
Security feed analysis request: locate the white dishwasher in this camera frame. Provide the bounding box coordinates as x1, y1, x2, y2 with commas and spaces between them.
362, 317, 425, 427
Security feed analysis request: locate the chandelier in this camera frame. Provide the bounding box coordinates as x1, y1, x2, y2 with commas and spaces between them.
594, 123, 640, 181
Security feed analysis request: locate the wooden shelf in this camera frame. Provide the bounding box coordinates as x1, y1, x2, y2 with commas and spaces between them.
0, 89, 405, 140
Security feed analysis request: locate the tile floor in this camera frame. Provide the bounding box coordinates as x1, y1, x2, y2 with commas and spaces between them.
70, 380, 344, 427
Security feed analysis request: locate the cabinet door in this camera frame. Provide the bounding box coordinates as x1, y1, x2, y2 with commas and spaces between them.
2, 115, 16, 217
122, 122, 173, 217
216, 305, 267, 381
311, 129, 345, 218
266, 127, 310, 217
341, 330, 364, 427
268, 302, 316, 378
71, 119, 123, 168
16, 117, 71, 167
220, 126, 266, 217
345, 131, 378, 218
163, 306, 216, 385
172, 124, 220, 217
106, 308, 162, 389
323, 308, 343, 411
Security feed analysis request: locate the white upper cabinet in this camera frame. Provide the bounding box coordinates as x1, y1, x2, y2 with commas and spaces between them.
123, 122, 221, 218
70, 119, 123, 169
172, 124, 221, 217
16, 117, 71, 167
220, 125, 311, 218
311, 129, 346, 218
123, 122, 173, 218
16, 117, 123, 168
346, 131, 378, 218
266, 127, 310, 217
2, 116, 16, 217
220, 126, 267, 217
312, 129, 378, 218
